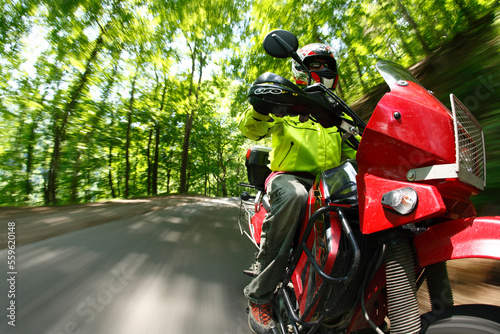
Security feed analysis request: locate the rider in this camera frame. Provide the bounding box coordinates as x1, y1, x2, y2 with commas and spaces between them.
239, 43, 358, 334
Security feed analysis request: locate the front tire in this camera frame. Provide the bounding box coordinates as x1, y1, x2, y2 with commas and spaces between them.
420, 304, 500, 333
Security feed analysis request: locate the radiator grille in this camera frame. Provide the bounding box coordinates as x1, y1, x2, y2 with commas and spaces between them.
449, 95, 486, 189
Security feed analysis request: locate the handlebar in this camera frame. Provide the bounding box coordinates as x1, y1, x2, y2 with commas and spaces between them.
247, 72, 364, 149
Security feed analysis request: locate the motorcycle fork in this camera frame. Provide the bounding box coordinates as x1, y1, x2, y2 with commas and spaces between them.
424, 261, 454, 312
384, 239, 421, 334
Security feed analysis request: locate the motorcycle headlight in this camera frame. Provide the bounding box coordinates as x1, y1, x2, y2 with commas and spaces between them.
381, 187, 418, 215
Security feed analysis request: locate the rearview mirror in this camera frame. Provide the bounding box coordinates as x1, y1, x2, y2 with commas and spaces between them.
263, 29, 312, 85
263, 29, 298, 58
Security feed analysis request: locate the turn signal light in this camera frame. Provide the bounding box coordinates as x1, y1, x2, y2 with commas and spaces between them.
381, 187, 418, 215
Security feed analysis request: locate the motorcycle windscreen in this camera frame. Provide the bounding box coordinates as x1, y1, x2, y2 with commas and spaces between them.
321, 160, 358, 205
376, 60, 423, 90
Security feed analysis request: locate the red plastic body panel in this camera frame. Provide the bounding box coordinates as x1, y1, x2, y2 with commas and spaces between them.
414, 216, 500, 267
356, 83, 456, 182
251, 206, 266, 245
357, 174, 446, 234
291, 183, 320, 309
291, 179, 343, 321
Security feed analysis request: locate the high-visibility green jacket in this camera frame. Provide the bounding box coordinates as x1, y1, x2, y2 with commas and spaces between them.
239, 108, 358, 175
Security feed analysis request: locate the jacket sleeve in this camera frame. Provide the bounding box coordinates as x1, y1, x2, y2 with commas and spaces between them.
238, 107, 277, 141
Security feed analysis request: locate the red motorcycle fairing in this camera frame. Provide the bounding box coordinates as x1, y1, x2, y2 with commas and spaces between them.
414, 215, 500, 267
355, 76, 484, 234
357, 173, 447, 234
356, 81, 456, 183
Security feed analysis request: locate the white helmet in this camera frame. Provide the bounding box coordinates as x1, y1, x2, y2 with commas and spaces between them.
292, 43, 338, 89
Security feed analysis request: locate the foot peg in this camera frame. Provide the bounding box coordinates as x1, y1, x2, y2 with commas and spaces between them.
243, 263, 258, 277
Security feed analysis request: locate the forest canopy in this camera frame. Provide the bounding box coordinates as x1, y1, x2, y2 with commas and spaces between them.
0, 0, 498, 207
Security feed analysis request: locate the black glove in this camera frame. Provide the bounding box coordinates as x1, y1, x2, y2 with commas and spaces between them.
253, 107, 270, 115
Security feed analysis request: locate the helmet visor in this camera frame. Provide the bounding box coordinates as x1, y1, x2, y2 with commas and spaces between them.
308, 61, 331, 69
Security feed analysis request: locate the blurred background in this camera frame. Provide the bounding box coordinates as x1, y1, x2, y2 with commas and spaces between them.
0, 1, 499, 331
0, 0, 498, 211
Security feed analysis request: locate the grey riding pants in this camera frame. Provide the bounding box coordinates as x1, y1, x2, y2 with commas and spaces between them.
244, 173, 313, 304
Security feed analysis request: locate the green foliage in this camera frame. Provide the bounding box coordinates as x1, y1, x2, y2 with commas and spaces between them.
0, 0, 498, 207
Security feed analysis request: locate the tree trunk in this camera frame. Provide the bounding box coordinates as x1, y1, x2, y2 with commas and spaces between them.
46, 23, 108, 205
221, 163, 228, 197
124, 60, 141, 198
353, 54, 368, 91
152, 79, 167, 196
204, 170, 208, 196
166, 150, 173, 194
397, 0, 431, 53
179, 43, 204, 194
341, 32, 368, 92
108, 146, 116, 198
378, 1, 418, 63
147, 127, 153, 195
152, 122, 160, 195
166, 168, 171, 194
453, 0, 476, 27
179, 112, 193, 194
124, 112, 132, 199
25, 117, 38, 200
70, 150, 81, 203
124, 82, 135, 198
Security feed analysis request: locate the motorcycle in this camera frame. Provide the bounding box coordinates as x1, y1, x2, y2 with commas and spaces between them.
238, 29, 500, 334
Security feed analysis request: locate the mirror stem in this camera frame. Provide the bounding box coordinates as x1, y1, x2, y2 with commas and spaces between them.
271, 33, 313, 85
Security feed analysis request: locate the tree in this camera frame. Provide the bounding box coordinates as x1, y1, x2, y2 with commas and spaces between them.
0, 0, 497, 206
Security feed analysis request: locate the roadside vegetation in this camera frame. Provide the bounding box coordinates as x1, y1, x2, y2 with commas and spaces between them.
0, 0, 498, 208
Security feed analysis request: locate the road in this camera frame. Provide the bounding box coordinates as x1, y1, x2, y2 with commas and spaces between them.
0, 197, 256, 334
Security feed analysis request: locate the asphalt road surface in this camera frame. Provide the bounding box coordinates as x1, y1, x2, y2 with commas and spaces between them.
0, 197, 256, 334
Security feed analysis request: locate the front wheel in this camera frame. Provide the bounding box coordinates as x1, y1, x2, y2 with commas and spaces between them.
420, 304, 500, 333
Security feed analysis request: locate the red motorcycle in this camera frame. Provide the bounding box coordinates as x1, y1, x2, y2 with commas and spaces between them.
238, 30, 500, 334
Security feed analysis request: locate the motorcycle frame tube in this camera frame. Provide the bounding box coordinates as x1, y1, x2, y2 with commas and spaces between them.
347, 265, 388, 333
282, 205, 361, 329
414, 216, 500, 267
